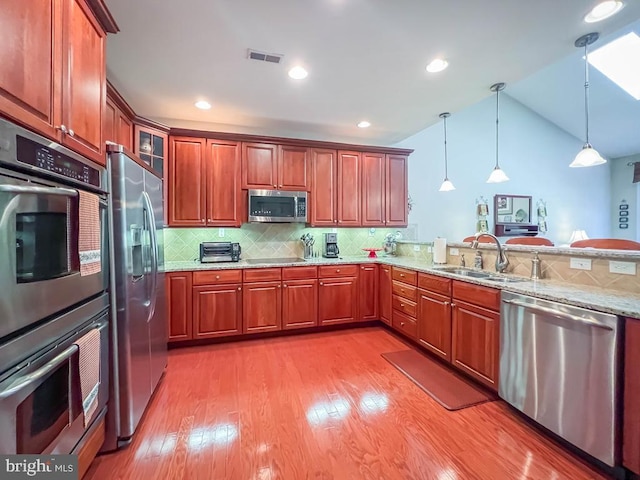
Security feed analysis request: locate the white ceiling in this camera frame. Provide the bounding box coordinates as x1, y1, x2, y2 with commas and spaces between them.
105, 0, 640, 147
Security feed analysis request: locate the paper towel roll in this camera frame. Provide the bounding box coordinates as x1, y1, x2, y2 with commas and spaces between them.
433, 237, 447, 264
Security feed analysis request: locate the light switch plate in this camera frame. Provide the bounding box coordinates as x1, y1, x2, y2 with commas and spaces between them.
449, 248, 459, 256
413, 245, 420, 252
570, 258, 592, 270
218, 228, 225, 237
609, 260, 636, 275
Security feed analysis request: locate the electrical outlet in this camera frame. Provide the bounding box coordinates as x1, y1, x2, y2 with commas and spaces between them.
449, 248, 459, 256
570, 258, 592, 270
609, 260, 636, 275
413, 245, 420, 252
218, 228, 225, 237
332, 228, 337, 233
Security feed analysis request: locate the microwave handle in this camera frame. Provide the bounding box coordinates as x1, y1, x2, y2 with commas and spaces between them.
0, 345, 78, 399
0, 184, 78, 197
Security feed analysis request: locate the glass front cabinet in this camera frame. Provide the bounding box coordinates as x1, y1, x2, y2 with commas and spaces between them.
134, 124, 168, 178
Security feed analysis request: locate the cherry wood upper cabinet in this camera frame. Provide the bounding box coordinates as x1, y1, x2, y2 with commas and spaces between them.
166, 272, 193, 342
116, 110, 133, 151
0, 0, 61, 139
105, 97, 132, 150
310, 148, 337, 226
337, 150, 361, 226
104, 98, 116, 145
278, 145, 309, 191
61, 0, 106, 165
193, 284, 242, 339
361, 152, 386, 226
206, 140, 241, 226
0, 0, 107, 165
359, 264, 378, 321
624, 318, 640, 475
386, 154, 408, 227
379, 265, 392, 325
168, 137, 206, 226
242, 142, 277, 189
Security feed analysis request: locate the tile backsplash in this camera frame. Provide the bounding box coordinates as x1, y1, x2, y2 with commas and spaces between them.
164, 224, 407, 261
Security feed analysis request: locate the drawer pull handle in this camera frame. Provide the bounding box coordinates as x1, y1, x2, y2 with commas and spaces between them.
400, 274, 405, 277
400, 322, 405, 327
336, 269, 340, 273
400, 303, 405, 307
401, 289, 405, 293
216, 275, 220, 280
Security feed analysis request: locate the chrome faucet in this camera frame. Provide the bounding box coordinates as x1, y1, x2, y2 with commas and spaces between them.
471, 232, 509, 273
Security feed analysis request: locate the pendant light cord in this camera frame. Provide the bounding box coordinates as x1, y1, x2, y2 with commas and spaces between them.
495, 87, 500, 168
443, 115, 449, 178
583, 43, 590, 145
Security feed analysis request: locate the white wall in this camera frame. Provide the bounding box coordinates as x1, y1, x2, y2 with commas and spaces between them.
394, 94, 611, 245
610, 153, 640, 241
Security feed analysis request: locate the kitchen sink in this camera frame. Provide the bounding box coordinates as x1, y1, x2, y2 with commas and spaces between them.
432, 267, 491, 278
483, 276, 528, 284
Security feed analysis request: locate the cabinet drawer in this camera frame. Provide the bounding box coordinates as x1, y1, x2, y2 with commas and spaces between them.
392, 295, 417, 317
418, 273, 452, 296
193, 269, 242, 285
452, 280, 500, 311
392, 281, 417, 301
392, 267, 417, 286
318, 264, 358, 278
282, 265, 318, 280
243, 267, 282, 282
392, 310, 417, 339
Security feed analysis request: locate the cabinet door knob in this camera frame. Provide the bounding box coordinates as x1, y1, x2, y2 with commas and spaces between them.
400, 322, 405, 327
451, 303, 456, 308
216, 275, 220, 280
334, 220, 337, 223
401, 288, 405, 293
56, 124, 68, 133
444, 301, 450, 306
400, 303, 405, 308
320, 282, 324, 286
238, 287, 242, 291
277, 284, 281, 288
400, 274, 405, 277
336, 269, 340, 273
283, 284, 287, 288
201, 219, 205, 223
68, 128, 75, 137
279, 184, 283, 188
273, 184, 277, 188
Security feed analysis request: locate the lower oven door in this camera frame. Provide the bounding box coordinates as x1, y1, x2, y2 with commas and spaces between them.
0, 171, 108, 338
0, 316, 108, 454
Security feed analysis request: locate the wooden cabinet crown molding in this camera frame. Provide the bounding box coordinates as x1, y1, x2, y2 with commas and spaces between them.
85, 0, 118, 33
106, 80, 135, 119
169, 127, 413, 156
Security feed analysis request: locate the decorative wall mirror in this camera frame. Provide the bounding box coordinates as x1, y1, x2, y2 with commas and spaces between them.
493, 194, 539, 236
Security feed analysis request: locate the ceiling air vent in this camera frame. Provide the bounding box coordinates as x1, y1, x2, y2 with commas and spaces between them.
247, 49, 283, 64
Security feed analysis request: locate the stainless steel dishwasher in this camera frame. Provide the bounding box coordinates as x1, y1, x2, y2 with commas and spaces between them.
499, 291, 621, 466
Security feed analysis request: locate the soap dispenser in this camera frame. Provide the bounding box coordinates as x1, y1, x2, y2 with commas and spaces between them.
531, 251, 541, 280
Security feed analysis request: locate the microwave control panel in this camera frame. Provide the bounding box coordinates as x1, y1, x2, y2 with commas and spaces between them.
296, 197, 306, 218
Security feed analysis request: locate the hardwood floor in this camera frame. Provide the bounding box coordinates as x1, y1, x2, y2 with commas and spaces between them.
86, 327, 607, 480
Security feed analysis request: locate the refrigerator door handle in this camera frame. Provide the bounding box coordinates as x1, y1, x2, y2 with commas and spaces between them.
142, 191, 158, 324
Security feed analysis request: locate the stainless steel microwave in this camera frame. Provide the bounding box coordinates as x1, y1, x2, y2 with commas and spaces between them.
248, 189, 307, 223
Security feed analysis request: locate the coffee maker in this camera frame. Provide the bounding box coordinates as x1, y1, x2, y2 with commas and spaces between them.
323, 232, 340, 258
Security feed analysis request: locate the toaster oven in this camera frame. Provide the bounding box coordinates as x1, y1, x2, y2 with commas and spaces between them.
199, 242, 241, 263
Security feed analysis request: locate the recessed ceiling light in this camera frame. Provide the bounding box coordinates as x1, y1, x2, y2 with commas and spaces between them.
584, 1, 624, 23
588, 32, 640, 100
194, 100, 211, 110
426, 58, 449, 73
288, 66, 308, 80
357, 121, 371, 128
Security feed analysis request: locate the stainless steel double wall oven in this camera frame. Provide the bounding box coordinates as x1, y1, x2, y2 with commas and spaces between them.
0, 118, 110, 456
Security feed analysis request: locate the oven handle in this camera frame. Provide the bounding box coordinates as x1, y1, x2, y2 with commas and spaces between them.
0, 184, 78, 197
142, 191, 158, 323
0, 345, 78, 399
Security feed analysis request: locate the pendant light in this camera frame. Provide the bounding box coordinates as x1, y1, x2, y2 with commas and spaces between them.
570, 32, 606, 168
486, 82, 509, 183
438, 112, 455, 192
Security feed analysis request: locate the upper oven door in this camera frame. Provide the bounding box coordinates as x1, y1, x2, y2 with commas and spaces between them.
0, 172, 108, 339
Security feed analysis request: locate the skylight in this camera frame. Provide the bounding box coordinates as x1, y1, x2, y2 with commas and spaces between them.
588, 32, 640, 100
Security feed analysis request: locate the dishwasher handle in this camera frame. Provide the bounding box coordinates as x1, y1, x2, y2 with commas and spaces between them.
502, 298, 613, 331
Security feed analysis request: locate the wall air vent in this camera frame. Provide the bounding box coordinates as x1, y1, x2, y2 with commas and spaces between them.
247, 49, 283, 64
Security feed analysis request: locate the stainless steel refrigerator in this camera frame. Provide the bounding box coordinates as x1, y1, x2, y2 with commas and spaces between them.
103, 145, 167, 450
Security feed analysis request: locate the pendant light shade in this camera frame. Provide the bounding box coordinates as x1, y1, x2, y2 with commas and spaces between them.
438, 112, 456, 192
570, 32, 607, 168
486, 82, 509, 183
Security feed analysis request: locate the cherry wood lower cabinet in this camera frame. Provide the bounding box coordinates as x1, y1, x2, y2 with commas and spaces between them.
451, 299, 500, 391
359, 264, 378, 321
193, 284, 242, 339
282, 279, 318, 329
166, 272, 193, 342
417, 289, 452, 362
379, 265, 392, 325
318, 277, 358, 325
243, 281, 282, 333
624, 317, 640, 475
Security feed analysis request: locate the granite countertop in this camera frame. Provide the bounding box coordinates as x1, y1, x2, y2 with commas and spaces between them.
164, 255, 640, 318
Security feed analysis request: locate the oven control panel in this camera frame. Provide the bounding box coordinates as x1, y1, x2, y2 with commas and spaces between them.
16, 135, 101, 187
